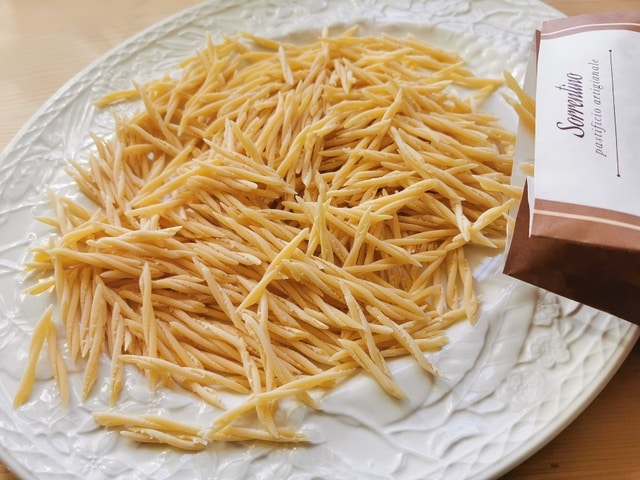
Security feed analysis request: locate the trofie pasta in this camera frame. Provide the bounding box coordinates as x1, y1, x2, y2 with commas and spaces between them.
17, 28, 519, 450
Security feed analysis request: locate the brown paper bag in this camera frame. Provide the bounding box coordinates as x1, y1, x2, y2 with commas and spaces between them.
503, 13, 640, 325
504, 183, 640, 324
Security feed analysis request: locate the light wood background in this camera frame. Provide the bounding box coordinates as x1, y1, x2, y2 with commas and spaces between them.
0, 1, 638, 478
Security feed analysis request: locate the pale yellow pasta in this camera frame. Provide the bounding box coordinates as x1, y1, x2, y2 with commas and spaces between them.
14, 306, 55, 408
17, 29, 519, 449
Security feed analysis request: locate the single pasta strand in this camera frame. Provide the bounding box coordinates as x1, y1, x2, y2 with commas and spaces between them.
109, 302, 125, 405
139, 262, 158, 385
46, 319, 70, 408
14, 306, 55, 407
83, 282, 107, 400
120, 428, 208, 452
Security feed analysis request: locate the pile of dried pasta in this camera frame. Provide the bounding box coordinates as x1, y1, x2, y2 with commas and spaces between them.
16, 28, 520, 450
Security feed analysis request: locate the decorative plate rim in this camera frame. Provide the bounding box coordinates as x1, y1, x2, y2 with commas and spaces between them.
0, 1, 638, 479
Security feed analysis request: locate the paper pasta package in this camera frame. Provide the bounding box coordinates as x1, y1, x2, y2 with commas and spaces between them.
503, 13, 640, 325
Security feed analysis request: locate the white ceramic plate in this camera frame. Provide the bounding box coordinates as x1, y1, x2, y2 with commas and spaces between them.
0, 1, 638, 479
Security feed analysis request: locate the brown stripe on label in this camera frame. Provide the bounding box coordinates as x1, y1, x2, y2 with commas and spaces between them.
532, 202, 640, 251
542, 23, 640, 40
534, 198, 640, 228
540, 12, 640, 39
531, 211, 640, 251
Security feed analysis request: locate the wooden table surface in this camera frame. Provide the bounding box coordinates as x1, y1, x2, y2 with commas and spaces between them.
0, 0, 638, 478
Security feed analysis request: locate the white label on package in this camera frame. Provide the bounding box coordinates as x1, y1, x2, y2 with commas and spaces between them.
532, 14, 640, 250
